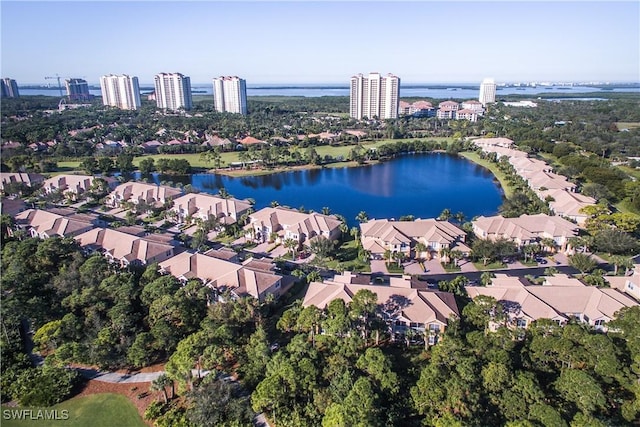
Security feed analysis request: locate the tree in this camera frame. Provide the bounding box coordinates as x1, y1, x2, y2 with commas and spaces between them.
309, 236, 336, 259
283, 238, 298, 260
187, 377, 254, 427
356, 211, 369, 223
594, 229, 639, 255
568, 253, 597, 276
438, 208, 452, 221
472, 239, 497, 266
151, 373, 172, 404
609, 255, 633, 275
355, 347, 399, 394
554, 369, 606, 415
139, 157, 155, 174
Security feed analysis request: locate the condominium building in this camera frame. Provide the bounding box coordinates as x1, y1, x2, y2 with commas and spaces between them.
479, 78, 497, 106
153, 72, 192, 111
100, 74, 141, 110
213, 76, 247, 115
1, 78, 20, 98
350, 72, 400, 120
65, 78, 91, 102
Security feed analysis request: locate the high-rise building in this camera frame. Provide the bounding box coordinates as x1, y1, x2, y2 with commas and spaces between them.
213, 76, 247, 115
479, 78, 497, 106
100, 74, 141, 110
350, 72, 400, 120
65, 78, 91, 102
1, 78, 20, 98
154, 73, 192, 111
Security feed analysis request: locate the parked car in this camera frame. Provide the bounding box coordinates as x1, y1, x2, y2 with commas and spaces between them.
535, 257, 548, 265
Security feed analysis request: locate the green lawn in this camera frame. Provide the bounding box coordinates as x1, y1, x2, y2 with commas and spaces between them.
1, 394, 145, 427
473, 261, 507, 271
325, 238, 371, 272
459, 151, 513, 198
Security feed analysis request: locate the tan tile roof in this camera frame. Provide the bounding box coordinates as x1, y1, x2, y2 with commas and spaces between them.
110, 182, 182, 205
42, 174, 95, 193
249, 207, 342, 244
75, 228, 174, 265
360, 219, 466, 254
171, 193, 252, 222
0, 173, 45, 189
466, 274, 638, 324
303, 280, 459, 325
15, 209, 94, 238
239, 136, 265, 145
472, 214, 578, 243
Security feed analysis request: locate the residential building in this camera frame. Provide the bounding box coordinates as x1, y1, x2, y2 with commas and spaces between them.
350, 72, 400, 120
360, 219, 470, 260
41, 174, 97, 200
608, 263, 640, 301
154, 72, 192, 111
472, 213, 579, 250
14, 209, 95, 239
65, 78, 91, 102
106, 182, 182, 208
158, 251, 290, 302
303, 272, 459, 344
100, 74, 141, 110
399, 100, 435, 117
472, 137, 514, 148
0, 173, 45, 192
539, 189, 596, 225
455, 109, 479, 122
479, 78, 497, 106
466, 274, 638, 332
1, 78, 20, 98
213, 76, 247, 115
169, 193, 252, 225
246, 206, 342, 246
436, 100, 459, 119
461, 100, 484, 113
75, 227, 175, 267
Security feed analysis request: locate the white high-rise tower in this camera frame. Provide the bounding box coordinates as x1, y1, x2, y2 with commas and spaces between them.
350, 72, 400, 120
479, 78, 497, 106
213, 76, 247, 115
154, 73, 192, 111
100, 74, 141, 110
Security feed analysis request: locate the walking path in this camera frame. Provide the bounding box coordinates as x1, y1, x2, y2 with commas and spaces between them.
75, 366, 211, 384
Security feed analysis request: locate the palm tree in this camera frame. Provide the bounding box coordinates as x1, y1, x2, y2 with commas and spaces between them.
356, 211, 369, 223
438, 208, 452, 221
454, 212, 466, 224
450, 249, 464, 267
540, 237, 557, 255
393, 251, 406, 267
568, 253, 597, 277
283, 238, 298, 260
522, 244, 540, 263
414, 242, 427, 260
321, 206, 331, 215
480, 271, 494, 286
610, 255, 633, 276
439, 247, 452, 265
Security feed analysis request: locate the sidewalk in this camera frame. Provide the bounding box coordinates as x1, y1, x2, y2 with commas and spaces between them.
75, 367, 210, 384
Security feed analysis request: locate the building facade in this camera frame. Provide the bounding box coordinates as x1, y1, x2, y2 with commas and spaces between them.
100, 74, 141, 110
350, 72, 400, 120
154, 72, 192, 111
213, 76, 247, 115
65, 78, 91, 102
1, 78, 20, 98
479, 78, 497, 106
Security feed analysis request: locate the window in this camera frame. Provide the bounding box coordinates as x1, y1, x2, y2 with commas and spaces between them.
628, 282, 635, 290
516, 318, 527, 328
594, 319, 605, 327
429, 323, 440, 332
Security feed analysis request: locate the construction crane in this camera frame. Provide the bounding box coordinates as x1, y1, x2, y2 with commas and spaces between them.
44, 74, 63, 97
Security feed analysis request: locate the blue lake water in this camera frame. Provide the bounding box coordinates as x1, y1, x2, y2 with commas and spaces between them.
18, 84, 640, 99
138, 153, 504, 225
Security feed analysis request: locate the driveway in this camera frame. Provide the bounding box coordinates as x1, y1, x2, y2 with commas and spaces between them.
370, 260, 390, 275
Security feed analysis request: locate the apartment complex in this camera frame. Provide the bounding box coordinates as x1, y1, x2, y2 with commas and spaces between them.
154, 72, 192, 111
213, 76, 247, 115
100, 74, 141, 110
479, 78, 497, 106
350, 72, 400, 120
65, 78, 91, 102
1, 78, 20, 98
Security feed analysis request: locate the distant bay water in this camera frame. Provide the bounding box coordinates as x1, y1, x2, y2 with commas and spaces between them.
17, 83, 640, 99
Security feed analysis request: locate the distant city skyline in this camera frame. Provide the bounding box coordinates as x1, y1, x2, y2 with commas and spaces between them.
1, 1, 638, 85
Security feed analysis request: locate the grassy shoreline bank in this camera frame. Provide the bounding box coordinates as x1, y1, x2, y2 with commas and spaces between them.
458, 151, 513, 198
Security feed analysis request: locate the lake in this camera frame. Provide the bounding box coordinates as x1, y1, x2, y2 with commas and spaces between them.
137, 153, 504, 225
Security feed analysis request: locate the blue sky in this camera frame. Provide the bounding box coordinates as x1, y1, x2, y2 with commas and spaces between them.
1, 1, 639, 85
